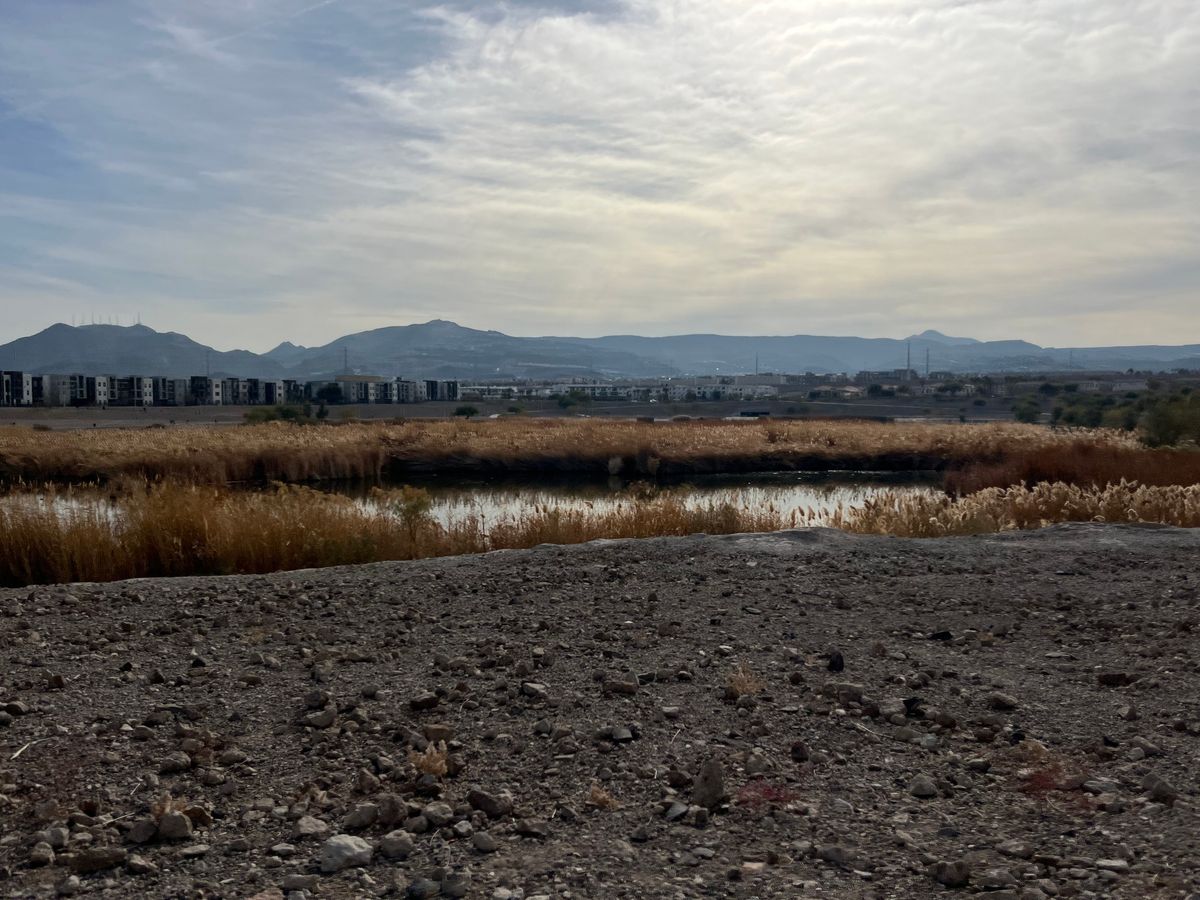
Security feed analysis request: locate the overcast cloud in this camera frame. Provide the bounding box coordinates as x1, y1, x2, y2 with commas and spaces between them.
1, 0, 1197, 350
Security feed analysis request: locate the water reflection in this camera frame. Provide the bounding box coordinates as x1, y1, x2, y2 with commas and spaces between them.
335, 472, 939, 528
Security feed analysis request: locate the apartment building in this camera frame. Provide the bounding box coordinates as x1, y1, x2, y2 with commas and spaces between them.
153, 377, 191, 406
190, 376, 223, 405
0, 371, 33, 407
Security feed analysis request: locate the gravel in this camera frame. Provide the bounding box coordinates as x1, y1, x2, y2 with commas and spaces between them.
1, 523, 1199, 898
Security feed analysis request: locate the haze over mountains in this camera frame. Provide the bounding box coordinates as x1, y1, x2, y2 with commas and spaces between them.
1, 322, 1198, 381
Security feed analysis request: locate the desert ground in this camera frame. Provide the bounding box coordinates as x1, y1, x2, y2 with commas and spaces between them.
1, 524, 1197, 899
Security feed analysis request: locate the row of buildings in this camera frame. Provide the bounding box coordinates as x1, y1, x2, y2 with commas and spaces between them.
0, 371, 459, 408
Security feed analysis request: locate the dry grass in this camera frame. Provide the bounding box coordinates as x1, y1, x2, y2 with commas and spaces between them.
150, 793, 189, 821
3, 475, 1199, 586
586, 784, 619, 810
725, 664, 766, 701
831, 480, 1200, 537
945, 442, 1200, 493
0, 419, 1158, 487
408, 743, 449, 778
0, 482, 793, 587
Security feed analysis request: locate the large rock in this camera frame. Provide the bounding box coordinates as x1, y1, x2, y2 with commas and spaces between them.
693, 758, 726, 810
467, 789, 513, 820
319, 834, 373, 873
68, 848, 128, 874
380, 831, 415, 860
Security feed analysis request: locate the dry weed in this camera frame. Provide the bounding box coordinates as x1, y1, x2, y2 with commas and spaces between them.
725, 664, 766, 701
409, 742, 449, 778
586, 784, 619, 810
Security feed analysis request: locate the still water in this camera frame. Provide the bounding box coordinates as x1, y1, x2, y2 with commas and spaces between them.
339, 471, 940, 528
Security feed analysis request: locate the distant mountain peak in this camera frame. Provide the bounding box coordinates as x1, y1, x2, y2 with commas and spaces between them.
906, 329, 982, 346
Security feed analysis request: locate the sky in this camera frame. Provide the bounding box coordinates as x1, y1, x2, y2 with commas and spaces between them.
1, 0, 1198, 352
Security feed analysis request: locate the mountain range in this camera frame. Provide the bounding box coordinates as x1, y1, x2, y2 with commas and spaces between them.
1, 321, 1198, 380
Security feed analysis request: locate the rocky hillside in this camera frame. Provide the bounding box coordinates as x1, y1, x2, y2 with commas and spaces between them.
1, 525, 1198, 898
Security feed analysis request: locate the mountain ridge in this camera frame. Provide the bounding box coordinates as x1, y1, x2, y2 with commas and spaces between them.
1, 321, 1198, 380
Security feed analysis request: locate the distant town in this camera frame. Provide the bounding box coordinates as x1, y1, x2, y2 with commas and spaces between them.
0, 366, 1177, 410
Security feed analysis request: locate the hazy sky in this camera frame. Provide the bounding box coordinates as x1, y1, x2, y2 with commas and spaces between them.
1, 1, 1198, 351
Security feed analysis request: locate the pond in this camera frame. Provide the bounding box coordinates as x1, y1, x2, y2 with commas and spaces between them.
336, 470, 941, 528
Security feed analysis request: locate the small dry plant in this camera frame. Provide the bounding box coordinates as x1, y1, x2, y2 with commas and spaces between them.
586, 784, 619, 810
725, 664, 765, 701
150, 792, 189, 821
409, 742, 449, 778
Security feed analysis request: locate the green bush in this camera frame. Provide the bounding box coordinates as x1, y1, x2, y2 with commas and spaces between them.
1142, 395, 1200, 447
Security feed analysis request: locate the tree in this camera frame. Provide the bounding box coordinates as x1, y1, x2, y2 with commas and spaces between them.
316, 384, 343, 404
1037, 382, 1059, 396
1013, 401, 1041, 424
454, 405, 479, 418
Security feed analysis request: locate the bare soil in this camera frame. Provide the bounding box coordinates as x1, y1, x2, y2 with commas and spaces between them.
1, 525, 1198, 899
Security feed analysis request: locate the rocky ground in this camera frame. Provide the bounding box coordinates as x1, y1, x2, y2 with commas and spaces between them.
1, 524, 1198, 900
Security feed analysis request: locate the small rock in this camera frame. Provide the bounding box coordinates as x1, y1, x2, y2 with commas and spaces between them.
473, 832, 500, 853
125, 854, 155, 875
293, 816, 331, 840
996, 840, 1034, 860
344, 803, 379, 831
159, 751, 192, 774
304, 708, 336, 729
406, 879, 441, 899
157, 810, 194, 842
409, 692, 440, 711
933, 859, 972, 888
910, 775, 939, 799
1142, 773, 1179, 805
423, 801, 454, 827
29, 843, 55, 867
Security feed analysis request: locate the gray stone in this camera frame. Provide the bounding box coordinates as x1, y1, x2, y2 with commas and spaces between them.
157, 811, 193, 842
318, 834, 373, 873
423, 801, 455, 827
68, 847, 128, 875
473, 832, 500, 853
380, 831, 415, 860
933, 859, 972, 888
693, 758, 726, 810
344, 803, 379, 831
441, 873, 472, 898
292, 816, 330, 840
910, 774, 939, 798
29, 843, 55, 867
467, 789, 513, 820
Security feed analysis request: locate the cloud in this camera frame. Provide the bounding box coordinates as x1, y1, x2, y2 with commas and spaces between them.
0, 0, 1197, 349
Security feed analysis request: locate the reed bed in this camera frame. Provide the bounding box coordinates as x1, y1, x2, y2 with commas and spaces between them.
830, 481, 1200, 537
3, 477, 1198, 587
944, 443, 1200, 493
0, 419, 1154, 487
0, 483, 793, 587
